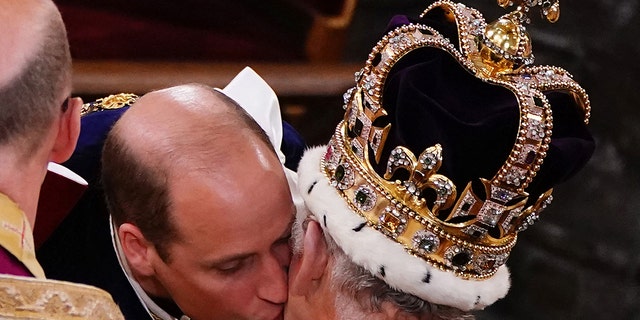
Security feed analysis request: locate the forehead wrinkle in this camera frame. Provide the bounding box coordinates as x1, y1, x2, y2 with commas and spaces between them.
166, 127, 254, 180
166, 130, 284, 200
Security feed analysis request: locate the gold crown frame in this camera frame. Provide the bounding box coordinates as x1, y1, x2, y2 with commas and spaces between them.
321, 0, 590, 279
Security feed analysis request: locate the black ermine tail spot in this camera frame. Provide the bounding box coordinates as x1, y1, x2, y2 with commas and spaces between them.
422, 271, 431, 283
352, 222, 366, 232
323, 215, 327, 228
379, 266, 386, 277
308, 181, 317, 194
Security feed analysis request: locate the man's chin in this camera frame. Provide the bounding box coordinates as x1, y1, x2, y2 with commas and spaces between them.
259, 306, 284, 320
272, 310, 284, 320
256, 309, 283, 320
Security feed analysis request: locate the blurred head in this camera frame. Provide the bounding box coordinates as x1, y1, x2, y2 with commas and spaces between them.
285, 190, 473, 320
102, 84, 295, 320
0, 0, 80, 165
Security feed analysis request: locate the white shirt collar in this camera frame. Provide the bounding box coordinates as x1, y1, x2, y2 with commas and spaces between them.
110, 217, 190, 320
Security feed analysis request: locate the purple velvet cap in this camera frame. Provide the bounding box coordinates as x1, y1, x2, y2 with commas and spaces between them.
370, 14, 594, 205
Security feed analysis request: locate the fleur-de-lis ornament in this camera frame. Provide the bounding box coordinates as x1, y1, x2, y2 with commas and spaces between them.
384, 144, 456, 212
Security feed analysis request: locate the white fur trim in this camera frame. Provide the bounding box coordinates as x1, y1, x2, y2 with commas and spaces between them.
297, 146, 510, 311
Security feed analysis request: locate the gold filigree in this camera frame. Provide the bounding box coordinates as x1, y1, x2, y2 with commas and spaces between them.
0, 275, 124, 319
474, 0, 562, 75
81, 93, 139, 116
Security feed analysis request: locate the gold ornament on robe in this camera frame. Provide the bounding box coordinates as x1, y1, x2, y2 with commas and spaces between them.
0, 275, 124, 319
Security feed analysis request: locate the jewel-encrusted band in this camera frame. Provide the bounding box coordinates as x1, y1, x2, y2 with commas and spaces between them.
323, 125, 517, 279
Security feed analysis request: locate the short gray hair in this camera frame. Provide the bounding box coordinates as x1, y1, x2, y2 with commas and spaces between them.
0, 9, 71, 155
292, 215, 475, 320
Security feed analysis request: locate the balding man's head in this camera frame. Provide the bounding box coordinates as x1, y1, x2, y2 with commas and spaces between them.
112, 84, 272, 174
0, 0, 71, 153
102, 84, 275, 259
104, 84, 295, 320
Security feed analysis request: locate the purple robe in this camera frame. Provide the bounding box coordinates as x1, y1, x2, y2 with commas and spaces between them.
0, 246, 32, 277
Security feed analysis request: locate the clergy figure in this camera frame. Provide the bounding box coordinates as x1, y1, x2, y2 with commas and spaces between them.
0, 0, 123, 318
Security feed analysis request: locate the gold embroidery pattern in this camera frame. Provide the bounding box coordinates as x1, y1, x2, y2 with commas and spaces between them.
80, 93, 139, 116
0, 275, 124, 319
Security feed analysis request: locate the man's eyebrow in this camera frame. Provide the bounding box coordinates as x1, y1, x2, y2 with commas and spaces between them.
206, 210, 295, 267
205, 252, 255, 268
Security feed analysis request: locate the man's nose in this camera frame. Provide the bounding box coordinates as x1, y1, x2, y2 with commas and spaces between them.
257, 255, 288, 304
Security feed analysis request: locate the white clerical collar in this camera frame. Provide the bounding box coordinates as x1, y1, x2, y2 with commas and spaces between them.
110, 216, 191, 320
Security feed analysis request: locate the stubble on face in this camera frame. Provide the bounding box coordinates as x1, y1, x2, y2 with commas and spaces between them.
153, 135, 294, 320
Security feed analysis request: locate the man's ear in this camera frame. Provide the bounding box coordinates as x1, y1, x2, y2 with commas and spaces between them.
118, 223, 155, 277
50, 97, 82, 163
290, 220, 329, 296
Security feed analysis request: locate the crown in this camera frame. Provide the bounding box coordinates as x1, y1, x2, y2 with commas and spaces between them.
321, 0, 590, 281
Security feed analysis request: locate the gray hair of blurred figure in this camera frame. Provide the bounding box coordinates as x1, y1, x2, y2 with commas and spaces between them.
291, 212, 475, 320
